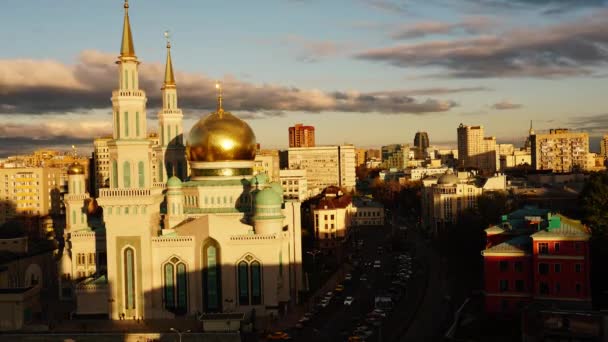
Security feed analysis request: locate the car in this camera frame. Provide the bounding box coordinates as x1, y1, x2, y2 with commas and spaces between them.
318, 298, 330, 308
345, 273, 353, 281
373, 260, 381, 269
325, 291, 333, 298
372, 309, 387, 317
335, 284, 345, 292
360, 274, 368, 281
266, 331, 292, 340
344, 296, 354, 306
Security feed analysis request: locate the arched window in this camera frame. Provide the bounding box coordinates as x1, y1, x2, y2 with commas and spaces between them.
123, 161, 131, 188
124, 247, 135, 310
250, 261, 262, 305
238, 261, 249, 305
164, 263, 175, 309
176, 263, 187, 311
203, 241, 221, 312
135, 112, 140, 137
159, 160, 164, 182
138, 161, 145, 188
124, 112, 129, 137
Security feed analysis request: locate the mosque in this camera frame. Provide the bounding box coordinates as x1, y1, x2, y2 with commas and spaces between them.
59, 0, 303, 320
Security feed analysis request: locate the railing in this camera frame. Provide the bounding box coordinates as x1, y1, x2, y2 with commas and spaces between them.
152, 182, 167, 189
76, 283, 108, 292
99, 188, 153, 197
65, 194, 88, 201
229, 234, 277, 241
160, 109, 182, 114
112, 90, 145, 97
152, 236, 194, 243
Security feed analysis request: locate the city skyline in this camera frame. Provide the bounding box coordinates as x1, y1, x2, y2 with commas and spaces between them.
1, 0, 608, 156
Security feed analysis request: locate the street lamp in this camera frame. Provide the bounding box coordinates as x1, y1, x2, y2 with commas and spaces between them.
170, 327, 191, 342
306, 250, 322, 290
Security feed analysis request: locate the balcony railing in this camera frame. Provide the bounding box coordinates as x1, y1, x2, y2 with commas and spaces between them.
112, 90, 145, 97
99, 188, 153, 197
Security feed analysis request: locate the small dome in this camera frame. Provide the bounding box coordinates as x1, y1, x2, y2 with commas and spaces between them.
187, 110, 257, 162
67, 162, 85, 175
269, 182, 284, 197
252, 173, 268, 187
437, 170, 458, 185
167, 176, 182, 187
255, 188, 282, 206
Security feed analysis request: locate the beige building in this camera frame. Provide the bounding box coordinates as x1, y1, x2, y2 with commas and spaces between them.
254, 150, 280, 182
59, 4, 304, 322
288, 145, 356, 194
279, 169, 308, 201
585, 153, 606, 172
93, 137, 112, 194
457, 124, 497, 175
531, 129, 589, 173
601, 135, 608, 162
0, 167, 64, 225
381, 144, 411, 169
421, 170, 483, 236
499, 147, 532, 170
355, 148, 367, 167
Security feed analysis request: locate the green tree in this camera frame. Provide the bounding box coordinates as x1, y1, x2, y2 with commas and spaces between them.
580, 172, 608, 237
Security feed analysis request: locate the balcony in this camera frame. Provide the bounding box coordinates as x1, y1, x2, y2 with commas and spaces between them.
112, 90, 145, 98
99, 188, 156, 198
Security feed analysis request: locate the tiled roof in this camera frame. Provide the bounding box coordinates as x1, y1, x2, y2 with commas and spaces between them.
531, 214, 590, 240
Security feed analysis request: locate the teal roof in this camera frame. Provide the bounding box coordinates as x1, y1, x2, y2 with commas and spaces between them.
167, 176, 182, 187
252, 173, 268, 187
269, 182, 284, 197
255, 188, 282, 206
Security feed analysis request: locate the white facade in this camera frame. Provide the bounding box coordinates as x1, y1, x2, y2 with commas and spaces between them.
254, 151, 280, 182
61, 2, 303, 321
407, 166, 450, 181
288, 145, 355, 194
279, 169, 308, 201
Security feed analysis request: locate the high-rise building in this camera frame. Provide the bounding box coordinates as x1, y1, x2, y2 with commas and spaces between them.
355, 148, 367, 167
531, 129, 589, 173
0, 167, 64, 225
601, 134, 608, 162
288, 123, 315, 147
288, 145, 356, 194
414, 132, 430, 159
457, 124, 497, 175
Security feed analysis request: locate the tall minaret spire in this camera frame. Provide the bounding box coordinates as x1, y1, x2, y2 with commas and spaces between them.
529, 120, 534, 135
163, 31, 176, 88
216, 81, 224, 117
120, 0, 136, 58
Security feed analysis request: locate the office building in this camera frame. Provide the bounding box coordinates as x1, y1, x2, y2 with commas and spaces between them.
288, 123, 315, 147
288, 145, 356, 194
414, 132, 430, 159
254, 150, 280, 182
355, 148, 367, 167
279, 169, 308, 201
457, 124, 497, 175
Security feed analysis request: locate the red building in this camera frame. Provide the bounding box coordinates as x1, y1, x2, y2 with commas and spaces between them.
288, 123, 315, 147
482, 207, 591, 315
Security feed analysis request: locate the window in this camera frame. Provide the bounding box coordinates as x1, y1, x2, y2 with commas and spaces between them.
88, 253, 95, 264
514, 261, 523, 272
515, 280, 524, 292
575, 283, 581, 294
539, 282, 549, 295
251, 261, 262, 305
138, 161, 144, 188
123, 161, 131, 188
324, 215, 328, 220
539, 263, 549, 275
163, 258, 187, 313
124, 247, 135, 310
112, 161, 118, 188
575, 242, 582, 252
539, 243, 549, 254
554, 264, 561, 273
554, 242, 560, 253
499, 261, 508, 272
499, 280, 508, 292
135, 112, 140, 136
124, 112, 129, 137
575, 264, 582, 273
238, 261, 249, 305
203, 241, 221, 312
331, 214, 334, 220
555, 283, 560, 294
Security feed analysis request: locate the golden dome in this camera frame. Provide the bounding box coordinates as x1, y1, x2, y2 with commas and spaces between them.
67, 162, 85, 175
187, 111, 256, 162
187, 84, 256, 162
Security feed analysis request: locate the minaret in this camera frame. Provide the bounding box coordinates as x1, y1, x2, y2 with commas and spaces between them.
65, 147, 89, 232
156, 31, 186, 181
108, 0, 151, 189
529, 120, 535, 136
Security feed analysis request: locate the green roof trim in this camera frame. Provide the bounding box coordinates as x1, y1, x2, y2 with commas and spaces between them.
184, 207, 249, 214
182, 178, 252, 187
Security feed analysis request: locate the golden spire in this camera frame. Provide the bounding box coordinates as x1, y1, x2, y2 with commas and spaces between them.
216, 81, 224, 117
120, 0, 136, 58
163, 31, 176, 87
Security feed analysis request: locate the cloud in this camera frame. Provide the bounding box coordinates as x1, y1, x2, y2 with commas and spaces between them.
569, 113, 608, 134
492, 100, 523, 110
360, 0, 408, 13
356, 9, 608, 78
280, 35, 350, 62
0, 50, 458, 116
0, 136, 93, 158
446, 0, 607, 14
391, 16, 495, 39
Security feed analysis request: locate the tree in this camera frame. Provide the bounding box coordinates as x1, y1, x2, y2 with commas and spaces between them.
580, 172, 608, 237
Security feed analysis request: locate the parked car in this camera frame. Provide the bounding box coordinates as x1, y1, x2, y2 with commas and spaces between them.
318, 298, 330, 308
344, 296, 354, 306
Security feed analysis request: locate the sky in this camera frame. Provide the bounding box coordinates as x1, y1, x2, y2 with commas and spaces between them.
1, 0, 608, 156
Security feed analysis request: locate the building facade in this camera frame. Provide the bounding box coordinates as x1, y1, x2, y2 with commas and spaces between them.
279, 169, 308, 201
355, 148, 367, 167
254, 150, 280, 182
59, 2, 304, 321
531, 129, 589, 173
414, 132, 430, 159
287, 145, 356, 194
288, 123, 315, 148
381, 144, 410, 169
600, 134, 608, 163
457, 124, 497, 175
483, 209, 592, 314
